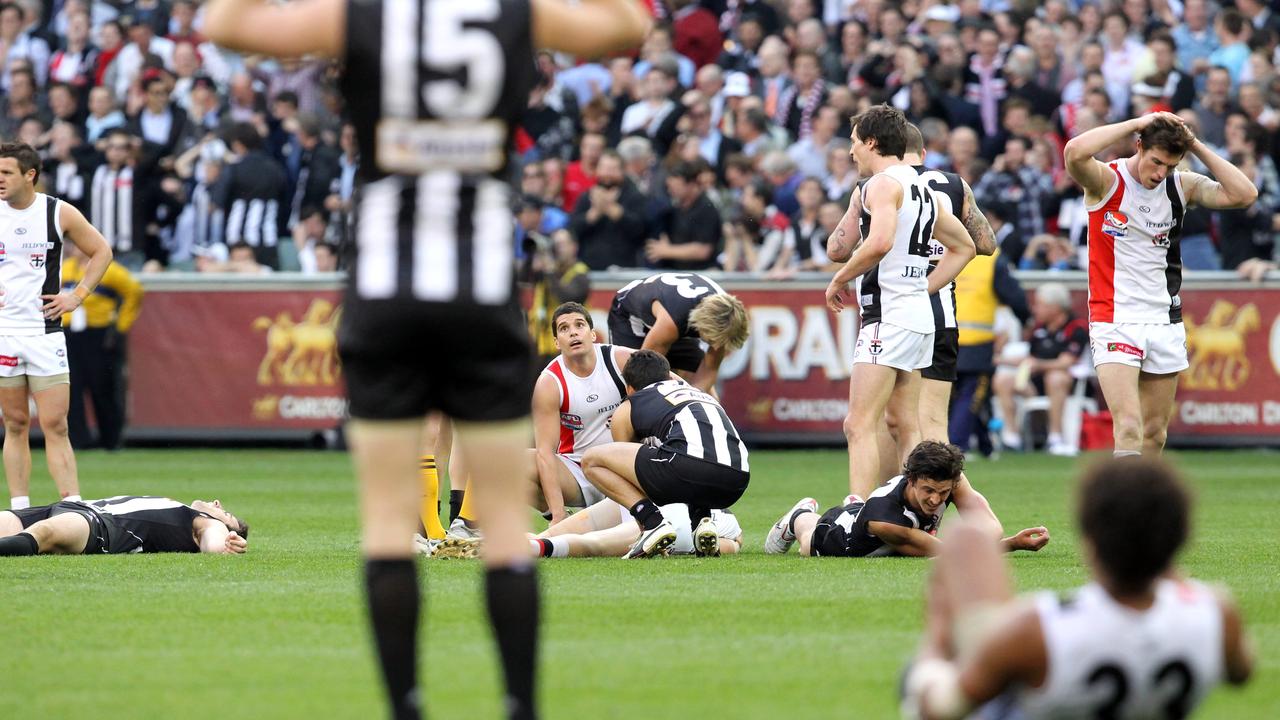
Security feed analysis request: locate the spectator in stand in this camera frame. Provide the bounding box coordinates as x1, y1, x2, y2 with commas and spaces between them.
571, 150, 648, 271
284, 113, 340, 232
185, 76, 224, 133
790, 176, 826, 269
90, 129, 145, 267
1173, 0, 1219, 85
1217, 151, 1276, 272
684, 95, 740, 180
720, 1, 780, 40
171, 137, 228, 260
723, 176, 793, 274
975, 136, 1055, 238
43, 121, 94, 213
49, 10, 98, 92
944, 125, 981, 183
113, 13, 175, 101
736, 106, 779, 161
757, 35, 792, 120
211, 122, 287, 269
794, 18, 843, 85
670, 0, 721, 70
648, 160, 720, 270
325, 122, 358, 246
85, 86, 127, 142
62, 241, 143, 451
621, 57, 682, 156
92, 19, 125, 89
1193, 65, 1234, 148
824, 140, 855, 202
127, 73, 189, 170
0, 1, 49, 88
1028, 23, 1070, 96
693, 64, 726, 129
0, 66, 46, 139
966, 27, 1007, 140
291, 206, 330, 274
776, 49, 828, 141
225, 71, 264, 123
563, 132, 604, 214
986, 202, 1023, 267
717, 13, 766, 78
1002, 47, 1059, 121
1149, 34, 1198, 112
759, 150, 801, 217
1210, 8, 1252, 86
788, 103, 839, 180
993, 283, 1089, 456
1100, 12, 1145, 116
526, 229, 591, 363
224, 242, 272, 275
634, 24, 696, 88
48, 82, 88, 128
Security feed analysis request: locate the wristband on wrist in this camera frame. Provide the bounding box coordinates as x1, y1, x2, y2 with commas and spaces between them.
73, 286, 91, 301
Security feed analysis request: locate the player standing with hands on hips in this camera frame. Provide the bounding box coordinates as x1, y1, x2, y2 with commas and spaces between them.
1063, 112, 1257, 457
203, 2, 651, 720
0, 143, 112, 512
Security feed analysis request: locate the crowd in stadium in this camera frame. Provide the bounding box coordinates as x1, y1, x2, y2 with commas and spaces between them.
3, 0, 1280, 281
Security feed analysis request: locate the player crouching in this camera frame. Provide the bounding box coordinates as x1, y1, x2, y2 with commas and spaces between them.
0, 496, 249, 555
765, 441, 1047, 558
582, 350, 750, 558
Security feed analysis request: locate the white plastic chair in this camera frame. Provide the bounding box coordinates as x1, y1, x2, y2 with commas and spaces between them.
1014, 359, 1098, 454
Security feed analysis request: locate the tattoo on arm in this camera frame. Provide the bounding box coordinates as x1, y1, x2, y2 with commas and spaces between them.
963, 181, 998, 256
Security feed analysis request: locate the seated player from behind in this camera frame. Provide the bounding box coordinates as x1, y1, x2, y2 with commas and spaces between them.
607, 272, 749, 392
902, 456, 1253, 720
764, 440, 1047, 558
581, 350, 750, 558
0, 495, 249, 555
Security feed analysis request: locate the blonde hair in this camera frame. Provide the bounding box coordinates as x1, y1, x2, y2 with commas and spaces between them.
689, 293, 749, 350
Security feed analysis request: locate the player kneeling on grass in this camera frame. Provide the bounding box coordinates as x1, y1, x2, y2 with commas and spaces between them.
0, 495, 248, 555
765, 440, 1047, 558
901, 456, 1253, 720
581, 350, 750, 558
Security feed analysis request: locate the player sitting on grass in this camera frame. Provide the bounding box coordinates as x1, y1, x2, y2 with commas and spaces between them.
901, 456, 1253, 720
764, 441, 1047, 557
431, 497, 742, 560
0, 495, 248, 555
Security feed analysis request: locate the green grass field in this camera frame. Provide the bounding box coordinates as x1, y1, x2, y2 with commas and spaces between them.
1, 448, 1277, 719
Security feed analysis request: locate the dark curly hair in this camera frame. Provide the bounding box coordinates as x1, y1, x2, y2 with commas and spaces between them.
903, 440, 965, 484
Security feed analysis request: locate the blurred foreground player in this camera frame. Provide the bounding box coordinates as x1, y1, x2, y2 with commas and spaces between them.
0, 496, 248, 555
903, 457, 1253, 720
204, 2, 651, 719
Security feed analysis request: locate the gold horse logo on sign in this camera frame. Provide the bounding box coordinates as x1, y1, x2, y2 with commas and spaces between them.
1183, 301, 1260, 391
253, 299, 342, 386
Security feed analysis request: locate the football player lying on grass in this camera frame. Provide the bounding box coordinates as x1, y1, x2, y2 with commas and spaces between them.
0, 496, 249, 556
428, 498, 742, 559
765, 440, 1048, 558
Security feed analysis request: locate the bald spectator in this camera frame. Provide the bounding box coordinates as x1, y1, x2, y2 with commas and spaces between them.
794, 18, 843, 84
757, 35, 792, 120
694, 64, 726, 128
760, 150, 801, 217
1002, 47, 1058, 120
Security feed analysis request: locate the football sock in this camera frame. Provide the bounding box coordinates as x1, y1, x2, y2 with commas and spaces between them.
10, 495, 29, 510
364, 559, 422, 720
628, 499, 664, 531
419, 455, 446, 540
534, 537, 569, 558
458, 478, 476, 524
788, 508, 814, 536
1113, 450, 1141, 458
485, 565, 540, 720
63, 494, 81, 503
0, 532, 38, 556
448, 490, 465, 524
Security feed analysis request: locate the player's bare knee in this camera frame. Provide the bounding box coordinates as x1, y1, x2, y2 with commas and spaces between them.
3, 410, 30, 434
38, 413, 69, 437
1143, 422, 1168, 448
843, 412, 876, 441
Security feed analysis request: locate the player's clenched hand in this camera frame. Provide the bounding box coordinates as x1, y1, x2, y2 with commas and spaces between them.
224, 531, 248, 554
825, 279, 849, 313
41, 292, 82, 320
1010, 526, 1050, 552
